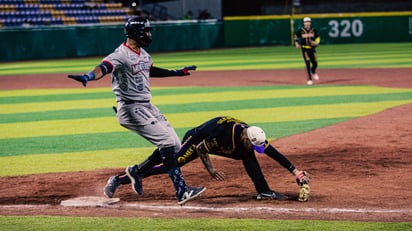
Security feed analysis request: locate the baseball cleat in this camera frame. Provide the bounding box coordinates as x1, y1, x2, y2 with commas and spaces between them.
177, 186, 206, 205
104, 176, 120, 198
126, 165, 144, 195
306, 80, 313, 85
312, 73, 319, 80
257, 190, 288, 200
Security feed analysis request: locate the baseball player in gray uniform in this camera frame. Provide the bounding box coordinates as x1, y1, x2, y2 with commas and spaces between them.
67, 16, 205, 205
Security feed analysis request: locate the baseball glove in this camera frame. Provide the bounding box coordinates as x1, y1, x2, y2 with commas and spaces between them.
298, 184, 310, 202
296, 171, 310, 202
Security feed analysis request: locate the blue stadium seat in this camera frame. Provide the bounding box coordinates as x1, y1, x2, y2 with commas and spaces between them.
3, 18, 23, 27
0, 0, 129, 27
51, 17, 63, 24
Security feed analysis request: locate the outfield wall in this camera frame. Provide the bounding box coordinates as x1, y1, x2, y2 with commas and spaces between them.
0, 12, 411, 61
0, 20, 224, 62
224, 12, 412, 46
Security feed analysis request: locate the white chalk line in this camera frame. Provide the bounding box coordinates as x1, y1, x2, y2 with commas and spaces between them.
124, 204, 412, 214
1, 203, 411, 214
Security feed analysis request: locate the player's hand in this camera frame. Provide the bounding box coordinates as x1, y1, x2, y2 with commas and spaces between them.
295, 42, 301, 48
310, 41, 319, 47
296, 171, 310, 186
174, 65, 197, 76
210, 169, 225, 181
68, 74, 89, 87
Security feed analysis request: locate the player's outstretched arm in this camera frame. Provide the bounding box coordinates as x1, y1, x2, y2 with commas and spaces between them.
265, 144, 310, 201
150, 65, 196, 77
68, 61, 112, 87
264, 144, 296, 173
196, 141, 225, 181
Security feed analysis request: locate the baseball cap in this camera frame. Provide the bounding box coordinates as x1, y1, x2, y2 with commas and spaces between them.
246, 126, 266, 153
303, 17, 311, 22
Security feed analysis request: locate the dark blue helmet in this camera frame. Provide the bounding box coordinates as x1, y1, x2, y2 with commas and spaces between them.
124, 17, 152, 47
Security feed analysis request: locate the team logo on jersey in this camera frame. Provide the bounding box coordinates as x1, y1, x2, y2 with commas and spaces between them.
131, 61, 150, 75
177, 144, 196, 164
217, 116, 244, 125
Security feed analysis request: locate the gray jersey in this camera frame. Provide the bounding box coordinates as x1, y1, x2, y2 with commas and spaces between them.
103, 43, 153, 102
103, 42, 181, 152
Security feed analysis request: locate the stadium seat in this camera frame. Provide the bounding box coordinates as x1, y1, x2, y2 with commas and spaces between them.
0, 0, 133, 27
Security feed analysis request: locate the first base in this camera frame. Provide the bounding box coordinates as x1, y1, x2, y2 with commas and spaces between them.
61, 196, 120, 207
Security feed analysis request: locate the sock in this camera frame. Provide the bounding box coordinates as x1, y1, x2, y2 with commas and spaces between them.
168, 166, 187, 198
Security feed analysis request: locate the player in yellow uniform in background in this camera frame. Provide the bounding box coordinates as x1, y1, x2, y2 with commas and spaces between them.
294, 17, 320, 85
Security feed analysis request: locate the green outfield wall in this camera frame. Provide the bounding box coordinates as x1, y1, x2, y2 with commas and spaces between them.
224, 12, 412, 46
0, 21, 224, 62
292, 12, 412, 44
0, 12, 411, 61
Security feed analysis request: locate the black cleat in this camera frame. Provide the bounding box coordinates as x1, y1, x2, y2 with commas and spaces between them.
126, 165, 144, 195
104, 176, 120, 198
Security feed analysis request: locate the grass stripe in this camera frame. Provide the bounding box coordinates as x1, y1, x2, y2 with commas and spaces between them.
0, 147, 154, 176
0, 118, 347, 165
0, 91, 114, 104
2, 92, 412, 123
0, 85, 296, 103
2, 86, 411, 114
1, 100, 411, 139
0, 98, 117, 114
183, 56, 411, 66
157, 100, 412, 128
0, 85, 299, 99
1, 216, 410, 231
0, 108, 114, 123
0, 43, 411, 75
0, 88, 110, 97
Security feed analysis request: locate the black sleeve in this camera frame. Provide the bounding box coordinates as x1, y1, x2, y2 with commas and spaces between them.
150, 66, 175, 77
264, 145, 296, 173
241, 151, 271, 193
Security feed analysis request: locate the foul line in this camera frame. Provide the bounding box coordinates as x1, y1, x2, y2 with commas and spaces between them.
124, 203, 412, 214
1, 203, 411, 214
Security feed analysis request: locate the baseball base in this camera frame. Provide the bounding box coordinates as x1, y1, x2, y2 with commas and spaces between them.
61, 196, 120, 207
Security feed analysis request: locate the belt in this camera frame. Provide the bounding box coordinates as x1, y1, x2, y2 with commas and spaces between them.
121, 100, 150, 104
301, 45, 313, 49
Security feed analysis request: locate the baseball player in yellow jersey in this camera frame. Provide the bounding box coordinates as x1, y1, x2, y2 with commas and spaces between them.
294, 17, 320, 85
104, 116, 311, 202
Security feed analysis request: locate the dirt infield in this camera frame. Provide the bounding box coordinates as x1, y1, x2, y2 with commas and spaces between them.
1, 68, 411, 221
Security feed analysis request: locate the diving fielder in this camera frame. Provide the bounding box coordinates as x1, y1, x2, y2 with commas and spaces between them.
105, 116, 310, 202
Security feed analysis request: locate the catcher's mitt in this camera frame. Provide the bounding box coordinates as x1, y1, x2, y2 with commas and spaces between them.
296, 171, 310, 202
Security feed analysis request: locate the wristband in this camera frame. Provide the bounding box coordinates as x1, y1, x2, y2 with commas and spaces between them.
297, 172, 305, 180
86, 71, 96, 80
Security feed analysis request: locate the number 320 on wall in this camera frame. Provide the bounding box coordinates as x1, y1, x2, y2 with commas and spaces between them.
328, 19, 364, 38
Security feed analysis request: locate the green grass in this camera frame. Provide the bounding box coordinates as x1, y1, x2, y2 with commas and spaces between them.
0, 43, 411, 227
1, 85, 412, 176
0, 216, 410, 230
0, 43, 411, 75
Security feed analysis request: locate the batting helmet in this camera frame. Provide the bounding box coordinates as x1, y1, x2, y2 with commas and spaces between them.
124, 17, 152, 47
